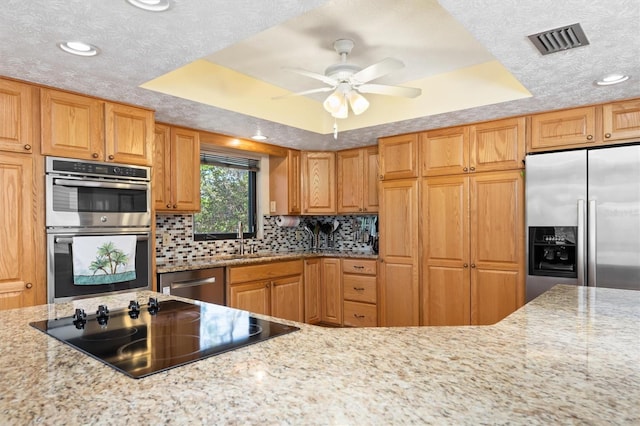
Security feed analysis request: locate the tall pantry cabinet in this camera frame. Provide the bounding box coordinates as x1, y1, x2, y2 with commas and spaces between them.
420, 118, 525, 325
0, 78, 44, 309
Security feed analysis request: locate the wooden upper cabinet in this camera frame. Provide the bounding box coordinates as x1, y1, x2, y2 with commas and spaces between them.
470, 117, 525, 172
421, 126, 469, 176
529, 106, 597, 151
41, 88, 104, 160
0, 78, 35, 154
301, 151, 335, 214
269, 149, 301, 215
337, 146, 379, 213
41, 88, 154, 165
363, 146, 379, 212
0, 153, 36, 310
378, 133, 418, 180
421, 118, 525, 177
104, 102, 154, 166
602, 99, 640, 142
153, 124, 200, 212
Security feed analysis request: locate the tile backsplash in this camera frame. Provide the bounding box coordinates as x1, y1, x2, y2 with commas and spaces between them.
156, 214, 377, 264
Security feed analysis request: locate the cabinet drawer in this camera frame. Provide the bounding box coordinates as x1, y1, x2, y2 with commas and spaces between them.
343, 275, 377, 303
343, 301, 377, 327
342, 258, 376, 275
228, 260, 303, 284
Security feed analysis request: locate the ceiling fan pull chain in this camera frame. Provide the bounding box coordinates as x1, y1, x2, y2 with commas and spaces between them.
333, 118, 338, 140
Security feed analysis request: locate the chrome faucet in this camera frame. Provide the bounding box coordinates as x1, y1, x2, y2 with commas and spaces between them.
237, 221, 245, 255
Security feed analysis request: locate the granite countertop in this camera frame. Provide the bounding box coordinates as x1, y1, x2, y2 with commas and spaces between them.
157, 249, 378, 273
1, 285, 639, 425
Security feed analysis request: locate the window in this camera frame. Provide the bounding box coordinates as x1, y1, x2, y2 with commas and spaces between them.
193, 152, 258, 241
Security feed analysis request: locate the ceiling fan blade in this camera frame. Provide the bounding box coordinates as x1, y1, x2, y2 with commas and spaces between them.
282, 67, 338, 86
272, 87, 334, 100
351, 58, 404, 84
358, 83, 422, 98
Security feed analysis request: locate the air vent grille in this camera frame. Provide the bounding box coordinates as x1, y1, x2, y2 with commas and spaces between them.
528, 23, 589, 55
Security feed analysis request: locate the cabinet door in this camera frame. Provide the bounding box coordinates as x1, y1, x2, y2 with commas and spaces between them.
530, 106, 597, 151
271, 274, 304, 322
420, 127, 468, 176
470, 117, 525, 172
228, 281, 270, 316
304, 258, 321, 324
287, 150, 302, 214
470, 170, 524, 325
378, 179, 419, 326
421, 176, 471, 325
41, 89, 104, 160
0, 79, 34, 154
378, 134, 418, 180
153, 124, 171, 210
104, 102, 154, 166
302, 151, 336, 214
0, 154, 36, 309
363, 146, 379, 212
602, 99, 640, 142
170, 127, 200, 212
321, 258, 342, 325
337, 148, 364, 213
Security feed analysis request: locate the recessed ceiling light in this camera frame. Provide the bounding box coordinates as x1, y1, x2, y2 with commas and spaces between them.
58, 41, 100, 57
251, 131, 268, 141
595, 73, 630, 86
126, 0, 170, 12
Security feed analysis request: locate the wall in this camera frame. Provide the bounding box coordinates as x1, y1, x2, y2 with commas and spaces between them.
156, 214, 377, 264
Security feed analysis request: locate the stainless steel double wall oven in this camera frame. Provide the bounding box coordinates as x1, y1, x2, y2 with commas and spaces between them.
46, 157, 152, 303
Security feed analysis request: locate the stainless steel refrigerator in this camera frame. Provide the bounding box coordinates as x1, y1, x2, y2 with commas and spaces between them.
525, 144, 640, 302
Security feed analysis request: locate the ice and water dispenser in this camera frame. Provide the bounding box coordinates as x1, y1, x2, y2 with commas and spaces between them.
528, 227, 578, 278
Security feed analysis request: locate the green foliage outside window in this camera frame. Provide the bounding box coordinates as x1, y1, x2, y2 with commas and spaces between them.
194, 163, 256, 238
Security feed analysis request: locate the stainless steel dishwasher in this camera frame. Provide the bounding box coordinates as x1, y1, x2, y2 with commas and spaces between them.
158, 268, 225, 305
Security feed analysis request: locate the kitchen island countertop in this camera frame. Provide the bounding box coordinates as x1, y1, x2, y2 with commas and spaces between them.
1, 285, 638, 425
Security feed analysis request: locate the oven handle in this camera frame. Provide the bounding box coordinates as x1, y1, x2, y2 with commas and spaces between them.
171, 277, 218, 290
53, 178, 148, 191
55, 235, 149, 244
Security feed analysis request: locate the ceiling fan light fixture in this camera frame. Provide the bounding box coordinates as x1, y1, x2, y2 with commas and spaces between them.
323, 90, 345, 114
347, 91, 369, 115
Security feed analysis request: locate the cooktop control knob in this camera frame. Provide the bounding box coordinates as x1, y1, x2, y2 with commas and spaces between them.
72, 308, 87, 329
96, 305, 110, 326
148, 297, 160, 315
128, 300, 141, 319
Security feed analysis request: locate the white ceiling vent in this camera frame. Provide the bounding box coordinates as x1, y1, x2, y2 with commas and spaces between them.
528, 23, 589, 55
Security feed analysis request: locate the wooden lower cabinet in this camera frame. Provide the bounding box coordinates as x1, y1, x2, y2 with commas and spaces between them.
321, 258, 342, 325
0, 152, 42, 309
303, 258, 321, 324
342, 259, 377, 327
421, 170, 524, 326
227, 260, 304, 322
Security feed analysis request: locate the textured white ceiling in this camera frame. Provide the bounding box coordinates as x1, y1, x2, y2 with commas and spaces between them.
1, 0, 639, 151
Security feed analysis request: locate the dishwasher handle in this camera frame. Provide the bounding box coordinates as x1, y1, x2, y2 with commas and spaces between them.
170, 276, 218, 290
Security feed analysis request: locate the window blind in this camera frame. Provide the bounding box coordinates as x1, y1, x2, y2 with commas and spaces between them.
200, 153, 260, 171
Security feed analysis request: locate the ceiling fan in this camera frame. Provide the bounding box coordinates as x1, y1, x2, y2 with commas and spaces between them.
280, 39, 422, 119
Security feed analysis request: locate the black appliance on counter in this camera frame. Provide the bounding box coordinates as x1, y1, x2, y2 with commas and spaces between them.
30, 299, 299, 379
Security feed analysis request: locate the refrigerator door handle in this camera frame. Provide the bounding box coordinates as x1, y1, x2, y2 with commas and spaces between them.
577, 199, 586, 286
588, 200, 597, 287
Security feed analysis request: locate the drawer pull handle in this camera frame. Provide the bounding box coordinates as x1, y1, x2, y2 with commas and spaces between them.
353, 287, 365, 291
353, 314, 365, 319
353, 265, 365, 269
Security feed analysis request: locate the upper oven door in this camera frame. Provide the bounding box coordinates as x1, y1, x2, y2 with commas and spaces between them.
46, 175, 151, 227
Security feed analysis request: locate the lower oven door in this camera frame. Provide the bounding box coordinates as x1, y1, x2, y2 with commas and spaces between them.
47, 228, 151, 303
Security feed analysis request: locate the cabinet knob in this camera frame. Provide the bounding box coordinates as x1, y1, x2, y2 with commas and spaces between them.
23, 144, 31, 151
605, 133, 612, 138
471, 263, 476, 268
470, 167, 476, 172
463, 263, 468, 268
586, 135, 593, 141
266, 283, 271, 288
463, 167, 468, 172
166, 204, 171, 208
92, 153, 99, 159
379, 174, 384, 180
359, 208, 363, 212
108, 155, 115, 160
25, 282, 33, 289
173, 204, 177, 209
363, 208, 367, 212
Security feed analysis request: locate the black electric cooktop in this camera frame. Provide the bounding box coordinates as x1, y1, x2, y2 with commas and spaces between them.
30, 299, 299, 379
